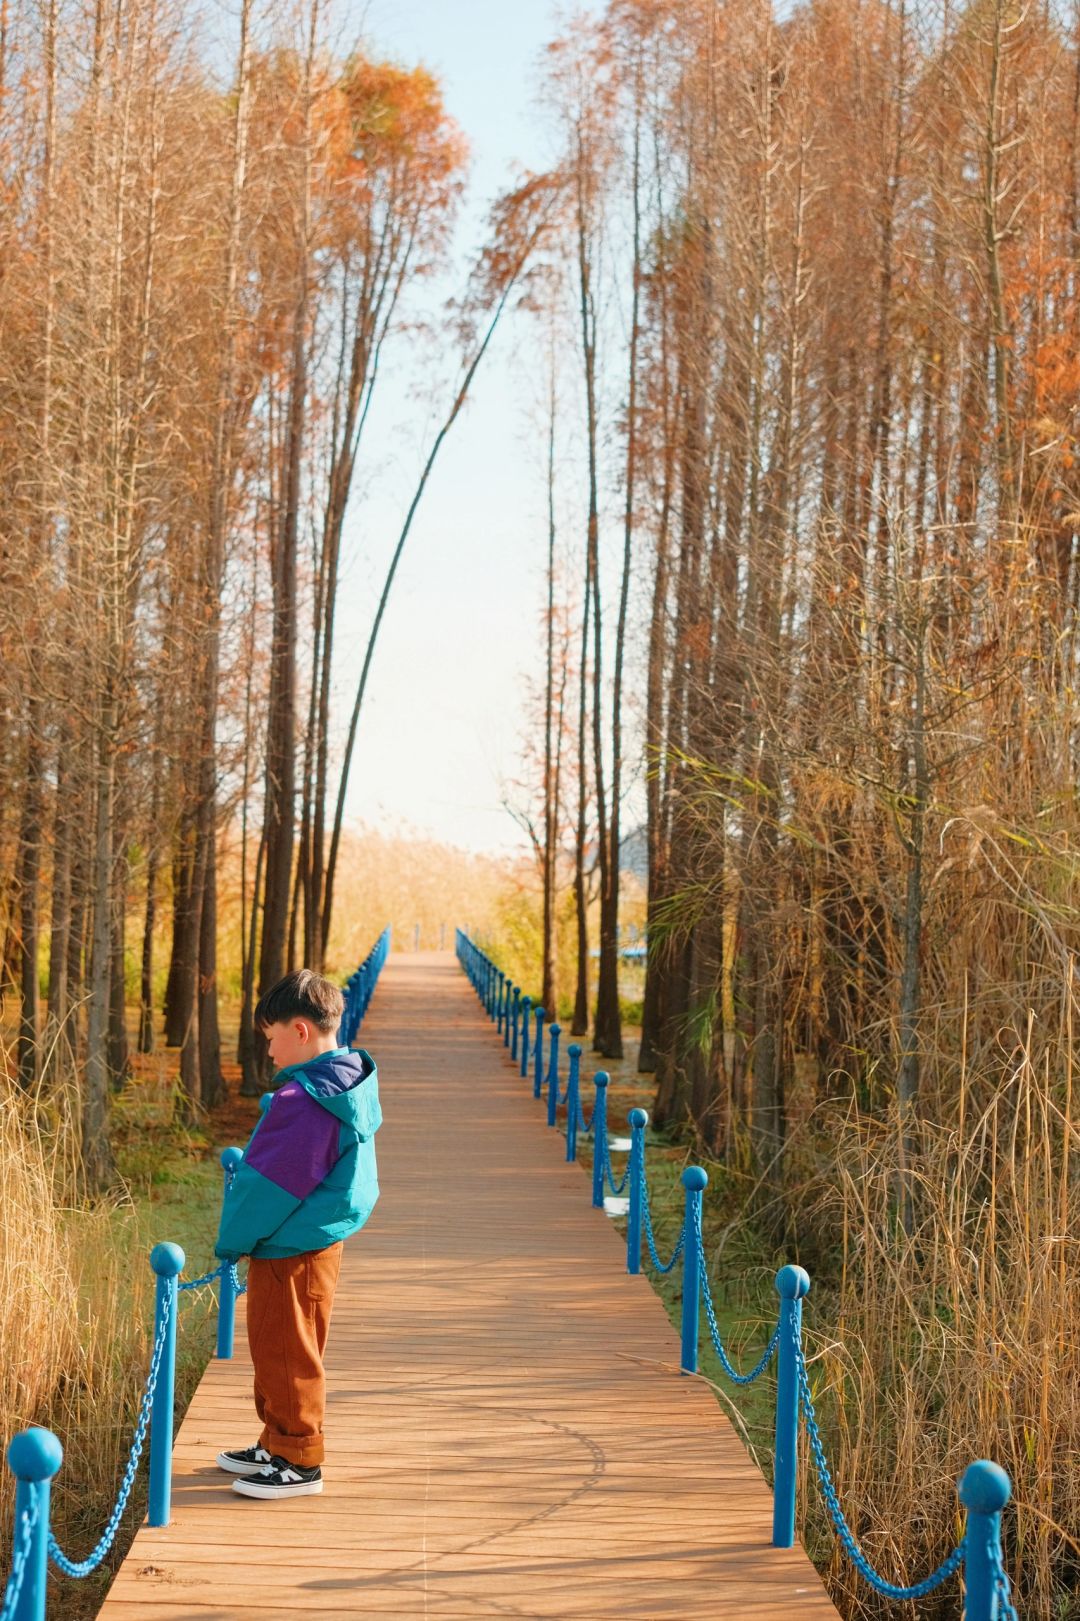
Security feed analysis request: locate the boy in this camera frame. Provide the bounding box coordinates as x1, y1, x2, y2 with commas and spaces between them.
213, 968, 382, 1499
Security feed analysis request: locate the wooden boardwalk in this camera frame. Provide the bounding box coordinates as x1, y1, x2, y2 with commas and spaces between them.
99, 952, 838, 1619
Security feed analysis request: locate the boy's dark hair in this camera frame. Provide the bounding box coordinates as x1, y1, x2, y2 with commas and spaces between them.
254, 969, 344, 1034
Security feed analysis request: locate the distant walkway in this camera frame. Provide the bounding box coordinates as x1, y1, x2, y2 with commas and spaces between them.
99, 952, 837, 1618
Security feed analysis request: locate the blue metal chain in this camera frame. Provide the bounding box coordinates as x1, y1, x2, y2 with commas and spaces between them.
992, 1542, 1020, 1620
218, 1170, 247, 1296
179, 1259, 246, 1297
177, 1263, 223, 1292
602, 1134, 630, 1196
693, 1204, 780, 1385
48, 1288, 172, 1578
641, 1171, 686, 1274
793, 1313, 966, 1599
0, 1494, 39, 1621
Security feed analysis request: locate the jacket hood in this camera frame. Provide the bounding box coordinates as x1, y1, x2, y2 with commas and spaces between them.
288, 1047, 378, 1126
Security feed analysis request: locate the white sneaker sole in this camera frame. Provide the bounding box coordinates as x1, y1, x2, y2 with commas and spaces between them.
216, 1453, 271, 1476
232, 1477, 323, 1499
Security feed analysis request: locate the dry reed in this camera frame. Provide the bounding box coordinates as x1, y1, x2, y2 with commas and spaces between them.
0, 1052, 180, 1614
791, 1006, 1080, 1619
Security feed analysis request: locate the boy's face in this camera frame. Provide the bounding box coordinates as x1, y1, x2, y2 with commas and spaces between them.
262, 1018, 321, 1070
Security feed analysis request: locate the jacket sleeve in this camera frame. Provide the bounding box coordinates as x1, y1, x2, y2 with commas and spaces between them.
353, 1054, 382, 1142
214, 1081, 344, 1260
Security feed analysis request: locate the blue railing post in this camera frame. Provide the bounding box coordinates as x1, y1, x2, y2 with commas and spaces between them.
680, 1167, 707, 1374
504, 984, 515, 1050
566, 1044, 582, 1161
591, 1073, 610, 1208
772, 1263, 811, 1547
510, 987, 520, 1058
8, 1427, 62, 1621
217, 1147, 243, 1359
959, 1461, 1012, 1620
148, 1241, 184, 1528
519, 996, 532, 1078
533, 1006, 546, 1099
626, 1108, 647, 1274
546, 1023, 562, 1125
496, 971, 505, 1034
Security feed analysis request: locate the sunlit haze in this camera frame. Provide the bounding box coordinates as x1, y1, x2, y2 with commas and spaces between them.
331, 0, 596, 857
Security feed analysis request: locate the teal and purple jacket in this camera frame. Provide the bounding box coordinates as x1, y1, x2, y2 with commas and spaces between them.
214, 1047, 381, 1261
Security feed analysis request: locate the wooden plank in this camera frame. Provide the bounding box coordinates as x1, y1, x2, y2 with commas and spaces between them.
97, 953, 838, 1618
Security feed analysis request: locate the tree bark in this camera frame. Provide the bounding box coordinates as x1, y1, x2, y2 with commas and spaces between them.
16, 725, 44, 1088
107, 881, 130, 1090
138, 836, 158, 1055
541, 355, 559, 1016
258, 1, 318, 1042
82, 711, 118, 1190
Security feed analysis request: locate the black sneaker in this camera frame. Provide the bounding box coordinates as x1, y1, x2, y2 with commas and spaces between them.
231, 1456, 323, 1499
216, 1444, 274, 1476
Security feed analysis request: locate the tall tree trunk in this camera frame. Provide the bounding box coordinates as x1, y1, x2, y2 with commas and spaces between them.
258, 2, 318, 1062
597, 71, 645, 1061
82, 711, 117, 1190
45, 747, 73, 1081
22, 0, 59, 1093
186, 0, 252, 1100
138, 834, 158, 1054
239, 825, 267, 1095
541, 351, 559, 1015
16, 727, 44, 1088
198, 835, 224, 1105
571, 562, 591, 1037
639, 132, 678, 1075
982, 0, 1016, 522
164, 835, 193, 1046
107, 878, 130, 1090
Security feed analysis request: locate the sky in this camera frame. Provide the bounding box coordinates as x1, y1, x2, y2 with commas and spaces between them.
328, 0, 593, 858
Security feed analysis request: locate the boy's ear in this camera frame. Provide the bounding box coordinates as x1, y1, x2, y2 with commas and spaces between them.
293, 1017, 311, 1044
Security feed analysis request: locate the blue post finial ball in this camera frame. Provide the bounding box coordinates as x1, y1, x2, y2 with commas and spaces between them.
220, 1146, 243, 1172
8, 1427, 63, 1482
594, 1072, 610, 1089
629, 1107, 648, 1128
959, 1460, 1012, 1515
568, 1043, 582, 1058
682, 1165, 708, 1191
535, 1006, 545, 1020
150, 1241, 186, 1278
549, 1023, 561, 1035
775, 1264, 811, 1301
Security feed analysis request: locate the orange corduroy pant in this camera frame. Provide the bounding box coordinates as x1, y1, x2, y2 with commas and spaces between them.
245, 1243, 343, 1467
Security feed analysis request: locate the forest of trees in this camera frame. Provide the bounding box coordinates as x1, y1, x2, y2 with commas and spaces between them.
3, 0, 1080, 1605
515, 0, 1080, 1610
0, 0, 553, 1185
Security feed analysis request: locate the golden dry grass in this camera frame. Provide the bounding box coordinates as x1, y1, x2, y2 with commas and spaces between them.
0, 1043, 220, 1618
